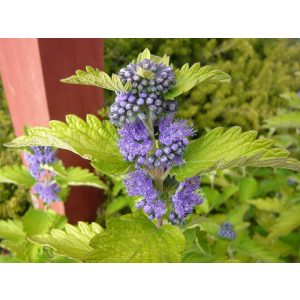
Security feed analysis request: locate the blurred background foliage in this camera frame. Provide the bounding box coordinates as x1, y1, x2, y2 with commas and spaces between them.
105, 38, 300, 131
0, 80, 30, 219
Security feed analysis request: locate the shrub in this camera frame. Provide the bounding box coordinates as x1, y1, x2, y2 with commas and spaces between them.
3, 48, 300, 263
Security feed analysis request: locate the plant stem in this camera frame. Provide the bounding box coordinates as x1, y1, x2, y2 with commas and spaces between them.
143, 115, 166, 228
157, 217, 163, 227
153, 176, 164, 193
142, 116, 156, 147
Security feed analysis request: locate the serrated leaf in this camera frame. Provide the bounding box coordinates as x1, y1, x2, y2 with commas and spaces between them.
247, 198, 286, 213
0, 219, 25, 242
133, 49, 170, 66
233, 238, 281, 262
134, 48, 151, 63
5, 114, 133, 176
29, 222, 103, 261
136, 67, 155, 80
61, 66, 130, 92
171, 127, 300, 181
85, 213, 186, 263
264, 112, 300, 129
268, 205, 300, 240
91, 159, 134, 176
0, 165, 35, 187
165, 64, 231, 99
1, 239, 38, 262
22, 208, 67, 236
54, 165, 107, 190
150, 54, 170, 66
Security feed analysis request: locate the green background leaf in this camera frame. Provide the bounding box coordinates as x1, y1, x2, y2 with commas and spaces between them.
264, 112, 300, 129
0, 165, 35, 187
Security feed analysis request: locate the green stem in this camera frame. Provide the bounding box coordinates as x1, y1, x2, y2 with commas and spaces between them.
142, 115, 168, 228
153, 176, 164, 194
142, 116, 156, 148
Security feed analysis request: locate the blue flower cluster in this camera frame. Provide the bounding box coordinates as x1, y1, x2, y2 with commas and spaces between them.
111, 56, 204, 223
118, 119, 153, 163
169, 176, 204, 224
24, 146, 57, 179
110, 59, 177, 127
24, 146, 60, 204
109, 92, 177, 127
32, 182, 60, 204
124, 168, 166, 220
119, 59, 176, 95
218, 222, 236, 240
118, 116, 193, 169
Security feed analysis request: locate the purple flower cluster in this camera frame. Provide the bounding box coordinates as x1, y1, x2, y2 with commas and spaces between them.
124, 169, 166, 220
111, 56, 204, 223
110, 59, 177, 127
147, 116, 194, 168
117, 116, 193, 169
118, 119, 153, 163
218, 222, 236, 240
32, 182, 60, 204
169, 176, 203, 224
24, 146, 60, 204
24, 146, 57, 179
109, 92, 177, 127
119, 59, 176, 95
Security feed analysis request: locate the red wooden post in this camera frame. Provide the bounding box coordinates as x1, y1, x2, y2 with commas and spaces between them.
0, 38, 105, 224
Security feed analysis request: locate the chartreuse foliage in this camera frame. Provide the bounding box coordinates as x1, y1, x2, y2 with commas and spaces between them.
62, 48, 231, 102
27, 213, 185, 263
0, 159, 107, 202
268, 205, 300, 241
50, 162, 107, 190
85, 213, 185, 262
105, 39, 300, 131
0, 147, 106, 220
6, 49, 300, 181
171, 127, 300, 181
0, 208, 71, 262
264, 112, 300, 129
164, 63, 231, 100
3, 47, 300, 263
29, 222, 103, 261
0, 80, 28, 220
264, 92, 300, 129
0, 165, 35, 186
5, 120, 300, 180
61, 66, 132, 92
5, 114, 133, 176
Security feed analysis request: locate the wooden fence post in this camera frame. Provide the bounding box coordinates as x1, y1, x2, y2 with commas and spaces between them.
0, 38, 105, 223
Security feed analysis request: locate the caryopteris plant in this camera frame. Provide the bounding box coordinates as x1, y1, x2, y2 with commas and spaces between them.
0, 146, 107, 208
4, 49, 300, 262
